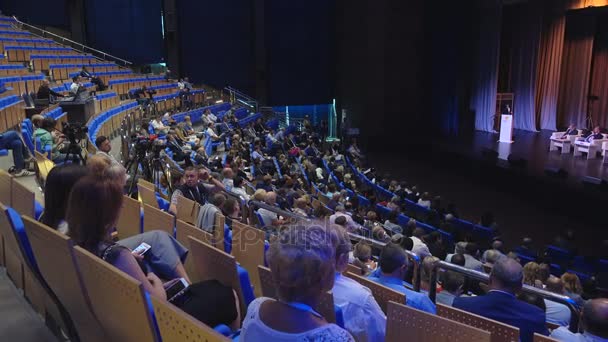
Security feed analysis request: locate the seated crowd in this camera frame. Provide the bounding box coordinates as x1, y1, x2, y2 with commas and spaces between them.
60, 107, 601, 341
2, 75, 606, 340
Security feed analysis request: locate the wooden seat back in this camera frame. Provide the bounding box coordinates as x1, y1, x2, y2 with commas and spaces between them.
175, 219, 213, 283
436, 303, 519, 342
22, 216, 107, 342
11, 177, 35, 218
150, 296, 229, 342
345, 271, 405, 314
138, 183, 158, 209
176, 195, 199, 224
257, 265, 337, 324
187, 236, 247, 315
143, 203, 174, 236
0, 169, 12, 205
73, 246, 160, 342
533, 334, 559, 342
0, 202, 24, 288
231, 221, 265, 297
116, 195, 141, 239
386, 301, 491, 342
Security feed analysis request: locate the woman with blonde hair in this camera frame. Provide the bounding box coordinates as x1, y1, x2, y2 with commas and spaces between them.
240, 224, 353, 341
522, 262, 543, 288
561, 272, 585, 308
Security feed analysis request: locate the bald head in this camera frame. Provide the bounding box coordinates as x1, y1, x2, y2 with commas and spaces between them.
582, 299, 608, 338
545, 277, 564, 294
489, 257, 523, 293
264, 191, 277, 205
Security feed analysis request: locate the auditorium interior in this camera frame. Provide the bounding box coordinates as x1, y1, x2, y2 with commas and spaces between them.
0, 0, 607, 341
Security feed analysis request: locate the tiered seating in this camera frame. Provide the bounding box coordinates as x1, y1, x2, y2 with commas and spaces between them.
0, 64, 29, 76
94, 90, 119, 114
0, 93, 25, 131
5, 46, 76, 62
49, 63, 120, 81
30, 54, 97, 72
0, 37, 55, 54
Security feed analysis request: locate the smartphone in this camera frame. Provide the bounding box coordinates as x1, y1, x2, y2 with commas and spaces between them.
164, 278, 189, 302
131, 242, 151, 256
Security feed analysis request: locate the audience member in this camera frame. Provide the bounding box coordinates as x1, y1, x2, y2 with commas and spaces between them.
453, 257, 549, 342
34, 117, 66, 162
240, 224, 354, 341
352, 241, 376, 275
544, 277, 572, 327
436, 271, 465, 307
0, 130, 34, 176
367, 243, 436, 313
196, 193, 226, 232
40, 164, 89, 233
550, 299, 608, 342
561, 272, 586, 309
410, 227, 432, 258
36, 78, 65, 100
169, 167, 224, 214
330, 225, 386, 341
67, 175, 190, 298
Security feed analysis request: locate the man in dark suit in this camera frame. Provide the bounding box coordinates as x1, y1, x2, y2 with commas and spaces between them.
453, 257, 549, 342
561, 124, 578, 138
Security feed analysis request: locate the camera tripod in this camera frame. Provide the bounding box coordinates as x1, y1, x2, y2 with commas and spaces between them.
62, 139, 86, 165
124, 149, 173, 196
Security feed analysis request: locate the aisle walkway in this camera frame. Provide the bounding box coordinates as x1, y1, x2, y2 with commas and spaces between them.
0, 269, 57, 342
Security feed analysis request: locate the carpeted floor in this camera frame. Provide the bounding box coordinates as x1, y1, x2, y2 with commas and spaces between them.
0, 269, 57, 342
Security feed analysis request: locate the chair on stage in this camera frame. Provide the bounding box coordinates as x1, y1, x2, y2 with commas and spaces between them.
549, 130, 580, 154
573, 134, 608, 159
603, 141, 608, 163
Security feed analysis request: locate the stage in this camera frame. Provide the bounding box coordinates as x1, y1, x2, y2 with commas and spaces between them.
436, 129, 608, 189
368, 129, 608, 252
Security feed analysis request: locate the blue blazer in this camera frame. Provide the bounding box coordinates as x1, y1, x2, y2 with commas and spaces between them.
452, 291, 549, 342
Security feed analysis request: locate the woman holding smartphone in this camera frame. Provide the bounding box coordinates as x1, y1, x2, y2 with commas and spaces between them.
66, 175, 189, 298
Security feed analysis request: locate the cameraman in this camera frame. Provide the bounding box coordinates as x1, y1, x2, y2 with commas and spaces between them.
95, 136, 125, 170
34, 117, 67, 162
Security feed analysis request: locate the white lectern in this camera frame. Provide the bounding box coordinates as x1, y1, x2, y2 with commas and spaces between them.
499, 114, 513, 143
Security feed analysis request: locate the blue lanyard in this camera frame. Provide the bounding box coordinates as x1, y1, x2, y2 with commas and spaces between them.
283, 301, 324, 319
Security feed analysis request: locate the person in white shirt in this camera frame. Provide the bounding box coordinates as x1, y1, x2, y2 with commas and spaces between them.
330, 225, 386, 342
417, 192, 432, 209
69, 76, 81, 94
151, 115, 169, 134
550, 298, 607, 342
230, 176, 250, 201
240, 225, 354, 342
206, 122, 221, 140
411, 227, 432, 259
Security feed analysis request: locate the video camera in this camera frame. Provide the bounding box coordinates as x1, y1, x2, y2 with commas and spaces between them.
131, 134, 165, 159
62, 122, 88, 143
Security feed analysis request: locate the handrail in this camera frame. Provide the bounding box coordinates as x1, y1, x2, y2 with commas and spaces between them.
11, 16, 133, 66
428, 260, 580, 332
247, 199, 422, 291
224, 86, 257, 112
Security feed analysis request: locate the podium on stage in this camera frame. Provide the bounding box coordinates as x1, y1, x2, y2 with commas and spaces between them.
499, 114, 513, 143
496, 93, 514, 143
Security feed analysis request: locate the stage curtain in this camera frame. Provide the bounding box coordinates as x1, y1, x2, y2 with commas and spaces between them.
534, 0, 572, 131
556, 12, 596, 128
471, 0, 502, 132
509, 1, 542, 131
589, 15, 608, 128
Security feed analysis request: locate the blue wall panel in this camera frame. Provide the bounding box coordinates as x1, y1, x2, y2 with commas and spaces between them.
84, 0, 163, 64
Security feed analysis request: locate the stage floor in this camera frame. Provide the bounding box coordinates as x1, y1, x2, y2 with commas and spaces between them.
439, 129, 608, 187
